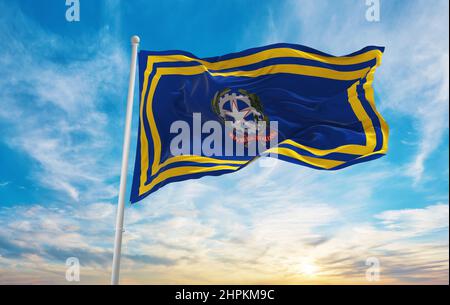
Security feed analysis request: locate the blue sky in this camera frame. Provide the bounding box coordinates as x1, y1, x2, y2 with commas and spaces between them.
0, 0, 448, 284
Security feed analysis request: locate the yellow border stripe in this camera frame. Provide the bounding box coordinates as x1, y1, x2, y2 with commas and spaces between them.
140, 165, 240, 194
346, 80, 377, 152
363, 67, 389, 153
158, 64, 370, 80
158, 155, 248, 169
145, 48, 383, 76
265, 147, 345, 169
138, 48, 383, 182
138, 48, 385, 195
142, 64, 372, 189
138, 48, 382, 138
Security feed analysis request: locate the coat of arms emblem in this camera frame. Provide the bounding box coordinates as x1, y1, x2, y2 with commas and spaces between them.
211, 88, 274, 144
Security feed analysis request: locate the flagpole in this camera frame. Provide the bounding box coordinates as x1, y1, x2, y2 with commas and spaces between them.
111, 35, 140, 285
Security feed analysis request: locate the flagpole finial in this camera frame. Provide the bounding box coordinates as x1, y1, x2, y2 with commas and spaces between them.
131, 35, 140, 45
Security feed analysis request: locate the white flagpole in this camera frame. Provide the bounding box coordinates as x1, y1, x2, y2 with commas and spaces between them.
111, 35, 140, 285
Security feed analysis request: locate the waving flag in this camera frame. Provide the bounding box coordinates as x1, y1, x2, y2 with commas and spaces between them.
130, 43, 388, 203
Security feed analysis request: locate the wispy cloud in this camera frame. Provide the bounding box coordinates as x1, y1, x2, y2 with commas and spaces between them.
375, 203, 449, 234
0, 3, 128, 202
116, 160, 447, 284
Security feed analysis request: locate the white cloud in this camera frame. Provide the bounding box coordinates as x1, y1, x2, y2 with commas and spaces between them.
375, 203, 449, 234
110, 163, 447, 284
76, 202, 116, 221
0, 159, 447, 284
0, 4, 128, 202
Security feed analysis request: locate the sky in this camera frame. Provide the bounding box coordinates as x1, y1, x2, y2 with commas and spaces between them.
0, 0, 448, 284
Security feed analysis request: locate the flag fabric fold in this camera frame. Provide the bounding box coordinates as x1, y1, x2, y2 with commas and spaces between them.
130, 43, 388, 203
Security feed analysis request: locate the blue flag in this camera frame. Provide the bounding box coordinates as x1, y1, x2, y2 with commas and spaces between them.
130, 43, 388, 203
